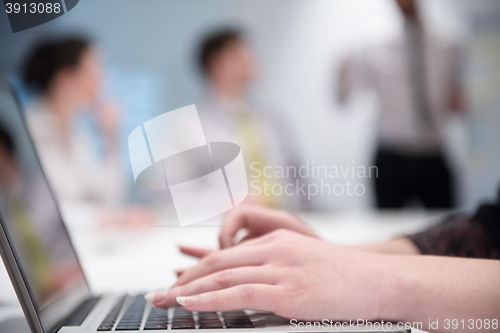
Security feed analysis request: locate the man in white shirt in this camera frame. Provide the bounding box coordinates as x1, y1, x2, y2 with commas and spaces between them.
338, 0, 464, 208
196, 29, 305, 209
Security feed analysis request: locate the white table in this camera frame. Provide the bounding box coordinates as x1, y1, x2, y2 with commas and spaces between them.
0, 203, 444, 330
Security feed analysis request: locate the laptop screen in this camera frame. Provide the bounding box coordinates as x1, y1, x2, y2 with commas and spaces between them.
0, 78, 90, 331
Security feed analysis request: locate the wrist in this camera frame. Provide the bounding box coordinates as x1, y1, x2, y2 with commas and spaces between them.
354, 238, 421, 255
375, 255, 422, 322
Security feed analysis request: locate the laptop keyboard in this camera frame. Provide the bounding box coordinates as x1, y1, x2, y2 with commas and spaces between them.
116, 295, 147, 330
97, 295, 254, 331
97, 296, 126, 331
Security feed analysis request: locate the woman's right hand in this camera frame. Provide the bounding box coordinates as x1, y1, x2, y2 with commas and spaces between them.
218, 205, 318, 248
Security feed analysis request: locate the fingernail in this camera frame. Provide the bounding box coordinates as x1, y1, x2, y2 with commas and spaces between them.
176, 296, 197, 306
144, 293, 155, 302
145, 291, 168, 304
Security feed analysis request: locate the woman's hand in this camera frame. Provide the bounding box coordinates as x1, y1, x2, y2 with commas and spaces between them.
148, 230, 500, 332
218, 205, 318, 248
148, 229, 391, 321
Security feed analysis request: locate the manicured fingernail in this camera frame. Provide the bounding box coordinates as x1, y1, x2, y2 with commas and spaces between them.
176, 296, 197, 306
145, 291, 168, 305
144, 293, 155, 302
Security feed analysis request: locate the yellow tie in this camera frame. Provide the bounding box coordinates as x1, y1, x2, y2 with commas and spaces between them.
234, 105, 279, 207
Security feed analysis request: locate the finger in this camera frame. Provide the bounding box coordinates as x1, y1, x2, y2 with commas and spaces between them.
220, 206, 298, 249
175, 268, 188, 277
176, 284, 281, 313
154, 266, 278, 308
237, 232, 257, 244
179, 246, 214, 258
174, 246, 267, 288
232, 229, 284, 249
219, 207, 250, 249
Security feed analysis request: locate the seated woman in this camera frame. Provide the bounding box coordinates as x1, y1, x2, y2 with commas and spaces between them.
22, 37, 152, 227
23, 37, 122, 205
145, 193, 500, 332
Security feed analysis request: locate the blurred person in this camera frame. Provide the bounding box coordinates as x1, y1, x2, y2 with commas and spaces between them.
22, 37, 153, 227
196, 28, 304, 209
145, 189, 500, 332
338, 0, 465, 209
22, 37, 122, 205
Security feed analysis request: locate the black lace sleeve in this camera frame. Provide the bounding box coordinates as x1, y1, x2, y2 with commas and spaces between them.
408, 190, 500, 260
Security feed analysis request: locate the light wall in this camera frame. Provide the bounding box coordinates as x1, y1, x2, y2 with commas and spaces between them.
0, 0, 498, 211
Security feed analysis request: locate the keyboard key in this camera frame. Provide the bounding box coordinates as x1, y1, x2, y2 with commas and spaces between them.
174, 314, 193, 319
120, 317, 142, 321
147, 316, 167, 320
170, 307, 198, 328
199, 322, 223, 329
225, 318, 252, 323
198, 319, 222, 324
147, 318, 168, 323
172, 321, 196, 329
172, 323, 195, 330
225, 321, 254, 329
172, 317, 194, 322
225, 319, 253, 323
172, 320, 195, 325
198, 319, 223, 329
97, 325, 113, 331
118, 320, 141, 326
144, 323, 168, 330
146, 319, 168, 323
115, 325, 141, 330
198, 312, 219, 319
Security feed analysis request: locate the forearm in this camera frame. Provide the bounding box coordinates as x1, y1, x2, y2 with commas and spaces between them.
382, 255, 500, 332
356, 213, 499, 259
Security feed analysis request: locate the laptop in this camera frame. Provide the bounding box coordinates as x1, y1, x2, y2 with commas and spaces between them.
0, 76, 412, 333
